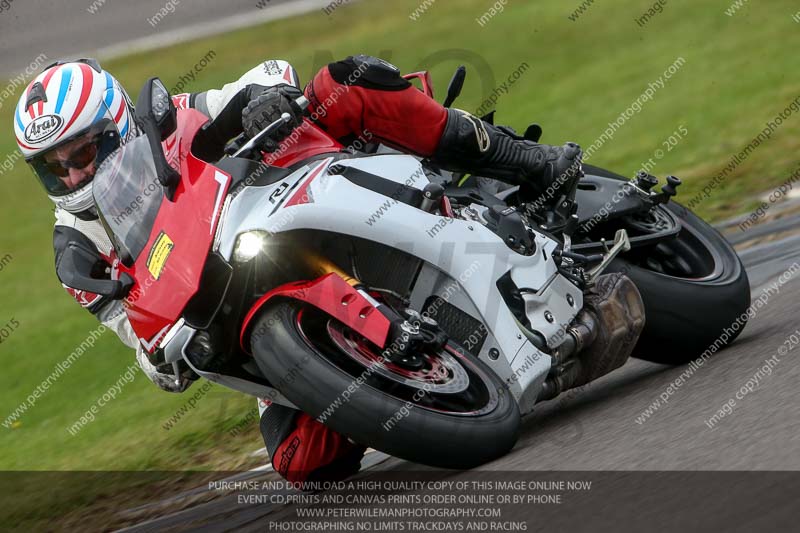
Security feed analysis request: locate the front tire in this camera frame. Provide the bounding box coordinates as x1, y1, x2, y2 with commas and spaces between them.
250, 301, 520, 469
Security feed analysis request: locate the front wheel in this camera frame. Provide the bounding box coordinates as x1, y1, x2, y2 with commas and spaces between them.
250, 301, 520, 469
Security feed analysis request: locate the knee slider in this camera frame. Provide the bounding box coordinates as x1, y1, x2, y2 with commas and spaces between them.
260, 403, 300, 456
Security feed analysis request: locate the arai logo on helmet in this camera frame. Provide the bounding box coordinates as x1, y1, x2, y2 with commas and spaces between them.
24, 114, 64, 144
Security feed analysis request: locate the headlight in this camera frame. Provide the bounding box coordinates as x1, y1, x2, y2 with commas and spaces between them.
233, 231, 267, 262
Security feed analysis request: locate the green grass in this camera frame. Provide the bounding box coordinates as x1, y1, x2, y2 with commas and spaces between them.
1, 0, 797, 477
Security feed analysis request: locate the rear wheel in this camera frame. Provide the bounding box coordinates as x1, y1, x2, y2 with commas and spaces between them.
250, 301, 520, 469
582, 165, 751, 364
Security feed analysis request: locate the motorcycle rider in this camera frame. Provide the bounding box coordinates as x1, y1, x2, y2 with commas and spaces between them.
14, 55, 582, 484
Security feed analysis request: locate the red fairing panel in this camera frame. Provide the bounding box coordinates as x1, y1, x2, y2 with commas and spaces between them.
263, 118, 343, 169
240, 273, 391, 352
119, 109, 231, 351
284, 158, 332, 207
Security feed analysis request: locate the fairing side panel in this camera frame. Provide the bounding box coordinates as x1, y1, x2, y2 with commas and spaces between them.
217, 154, 581, 411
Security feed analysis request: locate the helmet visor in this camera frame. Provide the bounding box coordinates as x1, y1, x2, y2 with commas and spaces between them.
27, 110, 121, 198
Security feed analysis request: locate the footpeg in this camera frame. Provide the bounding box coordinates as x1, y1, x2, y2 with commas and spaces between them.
585, 229, 631, 284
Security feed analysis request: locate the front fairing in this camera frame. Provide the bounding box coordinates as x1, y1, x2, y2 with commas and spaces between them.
94, 109, 231, 350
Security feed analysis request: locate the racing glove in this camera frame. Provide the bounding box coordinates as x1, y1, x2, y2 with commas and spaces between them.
136, 345, 197, 393
241, 84, 305, 150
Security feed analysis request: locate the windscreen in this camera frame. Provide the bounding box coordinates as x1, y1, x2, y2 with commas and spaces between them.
92, 133, 164, 264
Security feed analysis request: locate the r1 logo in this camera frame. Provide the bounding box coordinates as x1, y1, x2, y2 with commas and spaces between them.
269, 182, 289, 204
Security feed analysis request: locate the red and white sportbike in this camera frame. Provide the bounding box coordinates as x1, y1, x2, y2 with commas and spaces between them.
61, 75, 749, 468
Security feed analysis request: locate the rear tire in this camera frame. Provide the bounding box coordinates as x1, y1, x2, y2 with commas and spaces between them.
583, 165, 751, 364
250, 301, 520, 469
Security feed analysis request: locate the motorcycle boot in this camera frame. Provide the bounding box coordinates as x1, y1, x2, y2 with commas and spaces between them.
432, 108, 583, 208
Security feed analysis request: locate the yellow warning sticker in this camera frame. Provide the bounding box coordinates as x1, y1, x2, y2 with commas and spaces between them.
146, 231, 174, 280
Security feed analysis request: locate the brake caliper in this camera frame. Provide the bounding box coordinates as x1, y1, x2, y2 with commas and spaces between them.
383, 309, 449, 369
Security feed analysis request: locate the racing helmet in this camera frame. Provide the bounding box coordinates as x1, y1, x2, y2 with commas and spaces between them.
13, 58, 135, 220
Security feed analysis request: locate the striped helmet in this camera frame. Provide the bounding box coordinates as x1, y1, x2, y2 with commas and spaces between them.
13, 58, 135, 219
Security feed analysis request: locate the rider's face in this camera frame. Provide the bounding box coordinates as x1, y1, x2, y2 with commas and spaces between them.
44, 134, 98, 190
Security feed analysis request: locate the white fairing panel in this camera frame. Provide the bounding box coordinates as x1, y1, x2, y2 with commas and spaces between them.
216, 154, 581, 414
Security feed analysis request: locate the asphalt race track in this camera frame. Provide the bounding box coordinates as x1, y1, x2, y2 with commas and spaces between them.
0, 0, 302, 76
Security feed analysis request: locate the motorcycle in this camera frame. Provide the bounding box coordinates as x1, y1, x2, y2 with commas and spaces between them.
58, 71, 749, 469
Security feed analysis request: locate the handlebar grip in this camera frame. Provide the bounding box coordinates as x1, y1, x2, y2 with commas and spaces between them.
226, 97, 308, 159
294, 95, 310, 112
